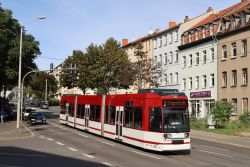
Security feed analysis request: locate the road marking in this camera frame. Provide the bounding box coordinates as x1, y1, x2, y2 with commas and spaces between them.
48, 121, 69, 131
102, 142, 114, 146
198, 149, 234, 157
46, 138, 53, 141
78, 133, 89, 138
39, 135, 45, 139
132, 151, 161, 160
82, 154, 95, 158
102, 162, 113, 166
55, 142, 64, 146
68, 147, 78, 152
201, 145, 230, 152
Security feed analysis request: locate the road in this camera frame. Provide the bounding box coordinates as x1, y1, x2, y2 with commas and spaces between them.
1, 109, 250, 167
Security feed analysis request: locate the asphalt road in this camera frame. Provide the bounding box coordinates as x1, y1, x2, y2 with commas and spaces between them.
1, 109, 250, 167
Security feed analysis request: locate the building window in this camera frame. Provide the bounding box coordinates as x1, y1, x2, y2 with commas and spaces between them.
195, 31, 198, 40
164, 35, 167, 46
203, 75, 207, 88
195, 76, 199, 89
164, 53, 168, 64
222, 71, 227, 87
222, 45, 227, 59
196, 52, 199, 65
210, 25, 214, 35
165, 75, 169, 86
231, 42, 237, 58
191, 100, 200, 117
170, 33, 173, 44
189, 54, 193, 66
170, 73, 173, 84
242, 68, 248, 85
169, 52, 173, 64
189, 34, 192, 42
231, 98, 237, 114
159, 54, 162, 65
242, 98, 248, 112
183, 78, 186, 90
175, 72, 178, 84
232, 70, 237, 86
175, 50, 179, 63
175, 31, 178, 42
242, 39, 247, 57
183, 56, 186, 68
154, 39, 157, 49
210, 48, 215, 62
203, 50, 207, 64
210, 73, 215, 87
189, 77, 193, 90
202, 28, 205, 38
159, 37, 162, 48
154, 56, 157, 63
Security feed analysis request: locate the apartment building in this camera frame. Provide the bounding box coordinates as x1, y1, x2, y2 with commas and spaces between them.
217, 0, 250, 118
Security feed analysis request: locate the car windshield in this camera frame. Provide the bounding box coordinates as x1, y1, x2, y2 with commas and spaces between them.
163, 108, 190, 133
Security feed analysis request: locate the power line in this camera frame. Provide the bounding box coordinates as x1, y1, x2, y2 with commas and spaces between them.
38, 55, 65, 61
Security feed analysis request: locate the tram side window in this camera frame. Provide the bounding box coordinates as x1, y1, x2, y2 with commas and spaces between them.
149, 107, 162, 132
105, 106, 116, 125
134, 107, 142, 130
77, 105, 85, 118
90, 105, 101, 122
125, 107, 133, 128
60, 101, 66, 114
68, 104, 74, 117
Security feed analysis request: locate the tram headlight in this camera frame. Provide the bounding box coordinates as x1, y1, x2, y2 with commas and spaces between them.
184, 133, 189, 138
163, 133, 172, 139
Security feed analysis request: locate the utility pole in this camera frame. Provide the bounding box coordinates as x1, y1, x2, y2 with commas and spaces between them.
45, 79, 47, 104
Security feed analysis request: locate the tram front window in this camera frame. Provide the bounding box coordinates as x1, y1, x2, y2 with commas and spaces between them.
163, 108, 189, 133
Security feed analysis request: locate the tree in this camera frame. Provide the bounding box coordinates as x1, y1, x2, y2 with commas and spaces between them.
29, 72, 58, 100
0, 4, 40, 93
133, 42, 162, 89
210, 101, 232, 128
92, 38, 135, 94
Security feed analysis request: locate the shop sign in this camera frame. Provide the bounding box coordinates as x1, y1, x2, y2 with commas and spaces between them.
190, 91, 211, 98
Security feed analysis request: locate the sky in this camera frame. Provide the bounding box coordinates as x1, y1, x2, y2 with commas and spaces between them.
1, 0, 240, 70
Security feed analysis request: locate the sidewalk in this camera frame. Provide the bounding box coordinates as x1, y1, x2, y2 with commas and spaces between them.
191, 129, 250, 149
0, 120, 34, 141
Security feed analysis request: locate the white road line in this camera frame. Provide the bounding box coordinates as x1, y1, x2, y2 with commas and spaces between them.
78, 133, 89, 138
132, 151, 161, 160
102, 142, 114, 146
46, 138, 53, 141
198, 149, 234, 157
48, 121, 69, 131
55, 142, 64, 146
201, 145, 230, 152
68, 147, 78, 152
82, 154, 95, 159
102, 162, 113, 166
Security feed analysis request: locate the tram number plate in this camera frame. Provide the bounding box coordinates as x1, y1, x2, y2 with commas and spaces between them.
172, 140, 184, 144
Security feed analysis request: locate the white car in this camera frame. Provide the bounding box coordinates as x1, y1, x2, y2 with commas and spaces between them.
23, 108, 36, 121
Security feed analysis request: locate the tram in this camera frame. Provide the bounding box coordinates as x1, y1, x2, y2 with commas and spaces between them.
59, 89, 191, 152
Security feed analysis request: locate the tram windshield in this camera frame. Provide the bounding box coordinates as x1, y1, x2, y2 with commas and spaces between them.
163, 108, 189, 133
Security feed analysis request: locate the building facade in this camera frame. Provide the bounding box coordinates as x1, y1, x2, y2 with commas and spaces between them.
217, 1, 250, 118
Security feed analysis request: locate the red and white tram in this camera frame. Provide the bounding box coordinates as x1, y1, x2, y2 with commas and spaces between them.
59, 89, 191, 152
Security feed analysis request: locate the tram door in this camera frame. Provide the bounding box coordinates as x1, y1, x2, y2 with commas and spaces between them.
85, 105, 90, 129
65, 103, 69, 125
115, 106, 124, 140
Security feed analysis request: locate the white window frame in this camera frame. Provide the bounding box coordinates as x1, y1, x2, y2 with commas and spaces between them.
203, 50, 207, 64
210, 73, 215, 87
210, 48, 215, 62
196, 52, 199, 65
189, 54, 193, 67
222, 45, 227, 59
222, 71, 227, 87
189, 77, 193, 90
231, 42, 237, 58
195, 76, 199, 89
232, 70, 237, 86
242, 39, 247, 57
242, 68, 248, 85
203, 75, 207, 88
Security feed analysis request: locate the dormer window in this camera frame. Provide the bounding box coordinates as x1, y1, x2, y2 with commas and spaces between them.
231, 17, 236, 29
195, 31, 198, 40
202, 28, 205, 38
241, 12, 246, 26
210, 24, 214, 35
189, 33, 192, 42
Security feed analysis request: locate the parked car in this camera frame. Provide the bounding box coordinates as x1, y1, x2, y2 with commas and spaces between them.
27, 111, 46, 125
40, 103, 49, 109
23, 107, 36, 121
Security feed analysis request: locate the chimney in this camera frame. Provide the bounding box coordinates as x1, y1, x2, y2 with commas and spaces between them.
184, 16, 190, 23
122, 39, 128, 47
207, 7, 213, 12
169, 21, 177, 28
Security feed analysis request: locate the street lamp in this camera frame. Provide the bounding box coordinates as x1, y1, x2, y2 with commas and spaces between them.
16, 16, 46, 129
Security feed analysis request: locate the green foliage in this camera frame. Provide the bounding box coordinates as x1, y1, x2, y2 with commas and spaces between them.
239, 112, 250, 128
210, 101, 232, 128
48, 98, 59, 106
29, 72, 58, 99
0, 4, 40, 92
60, 38, 135, 95
190, 116, 207, 129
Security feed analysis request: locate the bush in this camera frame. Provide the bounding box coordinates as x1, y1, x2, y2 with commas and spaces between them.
190, 116, 207, 129
210, 101, 232, 128
239, 112, 250, 128
48, 98, 60, 106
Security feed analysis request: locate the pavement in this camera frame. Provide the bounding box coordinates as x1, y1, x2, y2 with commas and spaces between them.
0, 120, 35, 141
1, 114, 250, 149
